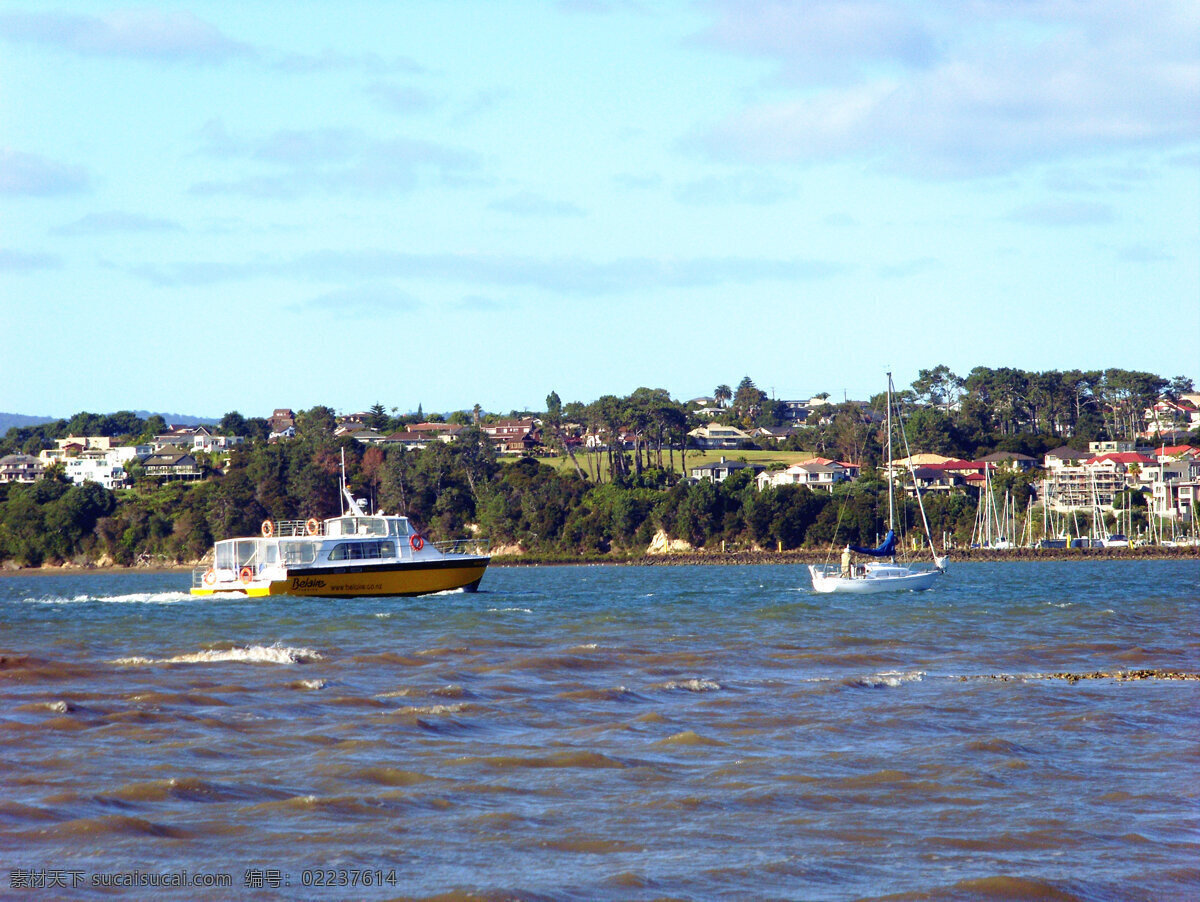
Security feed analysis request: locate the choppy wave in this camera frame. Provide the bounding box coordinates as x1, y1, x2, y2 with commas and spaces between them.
383, 702, 471, 716
112, 644, 322, 666
852, 669, 926, 689
659, 678, 722, 692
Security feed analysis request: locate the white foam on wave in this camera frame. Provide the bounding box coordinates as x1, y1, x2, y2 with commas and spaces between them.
32, 591, 195, 606
661, 678, 722, 692
382, 702, 468, 716
860, 669, 925, 688
488, 607, 533, 614
112, 644, 323, 666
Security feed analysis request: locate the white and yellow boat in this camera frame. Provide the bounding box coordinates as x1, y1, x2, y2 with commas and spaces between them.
191, 481, 488, 598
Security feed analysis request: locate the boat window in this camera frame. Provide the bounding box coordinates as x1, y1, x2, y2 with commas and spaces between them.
280, 541, 318, 565
235, 540, 259, 567
215, 541, 236, 570
388, 518, 411, 537
328, 517, 388, 537
328, 540, 396, 561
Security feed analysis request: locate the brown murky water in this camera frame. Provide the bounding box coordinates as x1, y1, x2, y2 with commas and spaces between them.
2, 561, 1197, 900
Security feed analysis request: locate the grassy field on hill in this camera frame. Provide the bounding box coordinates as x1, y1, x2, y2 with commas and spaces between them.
530, 448, 828, 480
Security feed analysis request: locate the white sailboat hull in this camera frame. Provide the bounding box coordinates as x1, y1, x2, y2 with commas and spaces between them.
808, 563, 941, 594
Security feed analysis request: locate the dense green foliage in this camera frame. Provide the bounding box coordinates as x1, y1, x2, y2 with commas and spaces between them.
0, 365, 1194, 567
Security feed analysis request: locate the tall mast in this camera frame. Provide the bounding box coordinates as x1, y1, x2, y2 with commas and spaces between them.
886, 371, 895, 536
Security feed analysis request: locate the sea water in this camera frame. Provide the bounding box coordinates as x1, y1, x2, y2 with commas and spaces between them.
1, 561, 1197, 901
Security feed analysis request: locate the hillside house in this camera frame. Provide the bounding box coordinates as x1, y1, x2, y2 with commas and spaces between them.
688, 423, 751, 450
409, 422, 465, 443
979, 451, 1039, 472
141, 452, 202, 481
690, 457, 764, 484
1041, 450, 1156, 512
755, 458, 853, 492
0, 454, 44, 484
481, 418, 541, 454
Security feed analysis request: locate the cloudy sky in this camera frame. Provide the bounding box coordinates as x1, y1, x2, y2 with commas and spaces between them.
2, 1, 1197, 419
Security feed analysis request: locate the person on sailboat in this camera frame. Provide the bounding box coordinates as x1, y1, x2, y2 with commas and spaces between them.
841, 545, 853, 578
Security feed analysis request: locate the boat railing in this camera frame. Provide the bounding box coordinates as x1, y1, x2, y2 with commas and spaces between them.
272, 519, 324, 537
430, 538, 489, 557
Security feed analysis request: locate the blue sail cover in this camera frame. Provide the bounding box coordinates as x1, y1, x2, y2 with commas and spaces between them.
850, 530, 897, 557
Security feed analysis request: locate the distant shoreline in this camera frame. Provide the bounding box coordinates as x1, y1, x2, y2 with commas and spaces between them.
2, 544, 1197, 577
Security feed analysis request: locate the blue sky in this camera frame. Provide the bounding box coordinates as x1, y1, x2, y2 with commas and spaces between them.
2, 1, 1197, 419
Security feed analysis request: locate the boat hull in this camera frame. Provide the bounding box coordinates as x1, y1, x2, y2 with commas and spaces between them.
192, 557, 489, 598
808, 564, 940, 594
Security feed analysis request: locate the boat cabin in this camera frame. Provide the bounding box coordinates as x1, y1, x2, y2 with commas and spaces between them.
212, 515, 418, 574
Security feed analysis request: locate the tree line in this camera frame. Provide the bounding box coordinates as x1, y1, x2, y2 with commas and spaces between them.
0, 365, 1193, 567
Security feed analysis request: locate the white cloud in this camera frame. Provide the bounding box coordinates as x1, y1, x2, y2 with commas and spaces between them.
488, 191, 585, 217
0, 9, 249, 61
189, 123, 481, 198
1005, 199, 1115, 226
52, 211, 183, 236
0, 150, 90, 195
0, 248, 61, 271
290, 284, 421, 317
695, 1, 1200, 177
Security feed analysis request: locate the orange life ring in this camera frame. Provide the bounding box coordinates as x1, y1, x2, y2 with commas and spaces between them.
410, 534, 424, 552
261, 519, 275, 537
239, 566, 253, 584
305, 518, 320, 536
203, 568, 215, 585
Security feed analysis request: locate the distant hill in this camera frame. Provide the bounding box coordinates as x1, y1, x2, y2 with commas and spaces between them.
0, 411, 218, 433
0, 413, 57, 432
130, 411, 220, 427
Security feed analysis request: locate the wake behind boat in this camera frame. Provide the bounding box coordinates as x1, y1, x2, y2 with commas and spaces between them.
191, 465, 488, 598
809, 372, 947, 594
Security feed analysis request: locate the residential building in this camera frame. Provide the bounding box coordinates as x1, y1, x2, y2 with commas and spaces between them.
382, 430, 436, 450
1041, 450, 1156, 512
187, 427, 243, 453
688, 423, 751, 450
778, 401, 812, 422
752, 426, 804, 443
979, 451, 1038, 472
755, 458, 854, 492
56, 435, 115, 452
481, 418, 541, 454
1144, 457, 1200, 521
690, 457, 764, 484
0, 454, 45, 483
1143, 398, 1200, 438
409, 422, 465, 443
1044, 446, 1090, 468
141, 452, 202, 481
64, 452, 130, 490
270, 409, 296, 434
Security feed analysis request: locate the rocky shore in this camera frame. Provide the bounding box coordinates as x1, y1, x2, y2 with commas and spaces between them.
966, 669, 1200, 683
493, 544, 1200, 567
2, 542, 1196, 575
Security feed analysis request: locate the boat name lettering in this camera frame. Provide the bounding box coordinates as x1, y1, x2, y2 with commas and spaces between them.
291, 577, 327, 590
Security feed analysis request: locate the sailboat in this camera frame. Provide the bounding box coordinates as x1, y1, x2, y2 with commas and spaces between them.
808, 373, 947, 594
